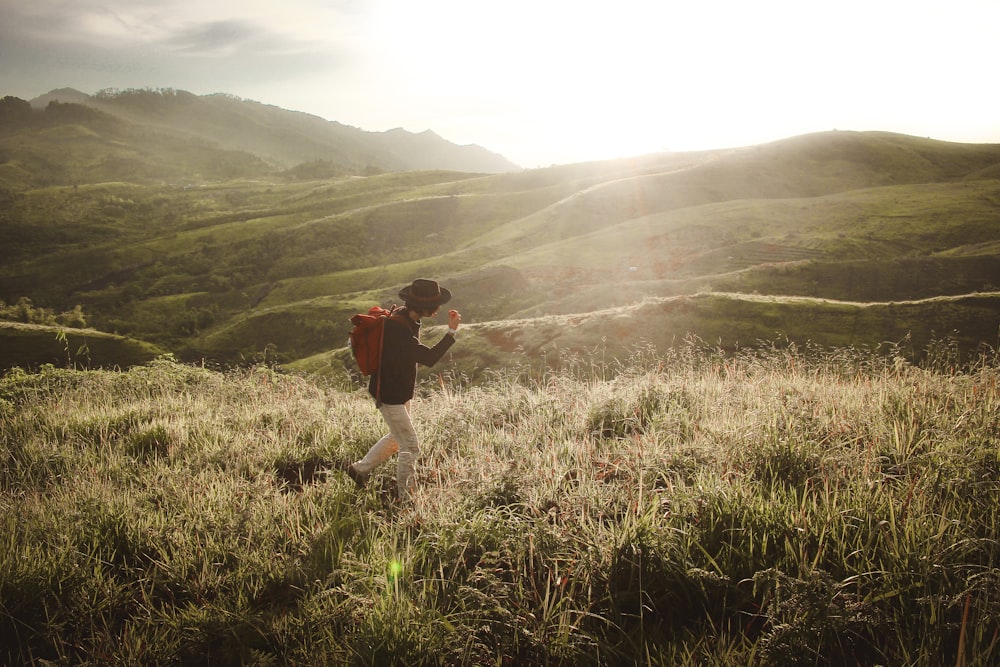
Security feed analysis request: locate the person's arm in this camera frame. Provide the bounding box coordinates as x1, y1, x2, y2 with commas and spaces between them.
414, 309, 461, 367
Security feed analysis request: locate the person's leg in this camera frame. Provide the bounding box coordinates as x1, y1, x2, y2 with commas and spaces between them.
377, 402, 420, 501
349, 408, 404, 486
351, 433, 398, 475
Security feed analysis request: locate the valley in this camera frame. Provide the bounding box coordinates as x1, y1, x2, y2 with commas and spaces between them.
2, 90, 999, 379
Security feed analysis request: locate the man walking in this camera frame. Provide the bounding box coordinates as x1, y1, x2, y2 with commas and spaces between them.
347, 279, 461, 501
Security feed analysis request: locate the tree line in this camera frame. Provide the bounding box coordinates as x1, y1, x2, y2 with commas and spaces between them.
0, 96, 106, 131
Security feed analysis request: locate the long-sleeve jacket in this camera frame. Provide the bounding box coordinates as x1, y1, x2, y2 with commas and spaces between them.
369, 307, 455, 405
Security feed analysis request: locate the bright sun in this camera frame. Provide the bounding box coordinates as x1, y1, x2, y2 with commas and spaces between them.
363, 0, 1000, 167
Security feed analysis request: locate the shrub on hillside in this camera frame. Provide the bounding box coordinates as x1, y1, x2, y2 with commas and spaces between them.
0, 298, 87, 328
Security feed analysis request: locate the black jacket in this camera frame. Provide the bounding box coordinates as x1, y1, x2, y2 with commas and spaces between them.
369, 308, 455, 405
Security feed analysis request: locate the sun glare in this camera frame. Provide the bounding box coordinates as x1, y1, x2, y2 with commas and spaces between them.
358, 0, 1000, 166
366, 0, 813, 164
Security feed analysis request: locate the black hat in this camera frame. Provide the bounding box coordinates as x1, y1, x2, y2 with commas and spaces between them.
398, 279, 451, 307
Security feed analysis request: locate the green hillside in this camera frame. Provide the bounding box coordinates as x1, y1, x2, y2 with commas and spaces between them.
1, 120, 999, 373
288, 292, 1000, 383
0, 97, 271, 189
0, 322, 164, 370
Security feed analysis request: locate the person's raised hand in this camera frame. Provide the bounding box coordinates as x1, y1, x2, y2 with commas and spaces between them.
448, 309, 462, 330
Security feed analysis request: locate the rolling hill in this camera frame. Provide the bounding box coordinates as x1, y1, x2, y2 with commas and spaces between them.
1, 89, 998, 376
0, 321, 164, 370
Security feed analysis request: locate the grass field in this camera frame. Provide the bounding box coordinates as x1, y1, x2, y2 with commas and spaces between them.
2, 340, 997, 665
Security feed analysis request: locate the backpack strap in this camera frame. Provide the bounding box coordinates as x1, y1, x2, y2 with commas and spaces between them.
374, 314, 386, 407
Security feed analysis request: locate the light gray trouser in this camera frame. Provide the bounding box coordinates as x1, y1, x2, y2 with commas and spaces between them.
352, 401, 419, 500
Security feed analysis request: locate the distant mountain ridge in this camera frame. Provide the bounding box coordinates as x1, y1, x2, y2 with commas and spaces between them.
22, 87, 520, 175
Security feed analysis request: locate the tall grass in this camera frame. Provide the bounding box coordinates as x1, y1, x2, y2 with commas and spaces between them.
1, 342, 998, 665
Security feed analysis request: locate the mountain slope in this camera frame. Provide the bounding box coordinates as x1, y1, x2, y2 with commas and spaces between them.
0, 96, 273, 188
490, 177, 1000, 314
28, 88, 519, 173
468, 131, 1000, 253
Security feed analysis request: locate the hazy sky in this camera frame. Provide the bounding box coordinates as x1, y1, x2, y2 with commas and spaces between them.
2, 0, 998, 167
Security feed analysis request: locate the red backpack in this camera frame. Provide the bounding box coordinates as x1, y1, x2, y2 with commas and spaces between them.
348, 305, 405, 376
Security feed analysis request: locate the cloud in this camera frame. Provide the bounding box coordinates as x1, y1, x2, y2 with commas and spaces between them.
0, 1, 355, 54
161, 19, 317, 57
0, 0, 355, 99
0, 2, 143, 45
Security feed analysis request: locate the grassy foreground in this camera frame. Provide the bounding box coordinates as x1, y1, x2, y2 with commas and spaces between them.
1, 344, 998, 665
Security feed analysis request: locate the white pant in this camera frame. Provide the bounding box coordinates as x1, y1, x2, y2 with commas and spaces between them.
352, 402, 420, 500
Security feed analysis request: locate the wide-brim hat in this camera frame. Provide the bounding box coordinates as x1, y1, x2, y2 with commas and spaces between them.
398, 279, 451, 308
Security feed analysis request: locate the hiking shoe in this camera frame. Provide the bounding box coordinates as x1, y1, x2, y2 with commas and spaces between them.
346, 464, 368, 489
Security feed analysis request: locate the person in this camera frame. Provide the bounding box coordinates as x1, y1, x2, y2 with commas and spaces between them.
347, 279, 461, 501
